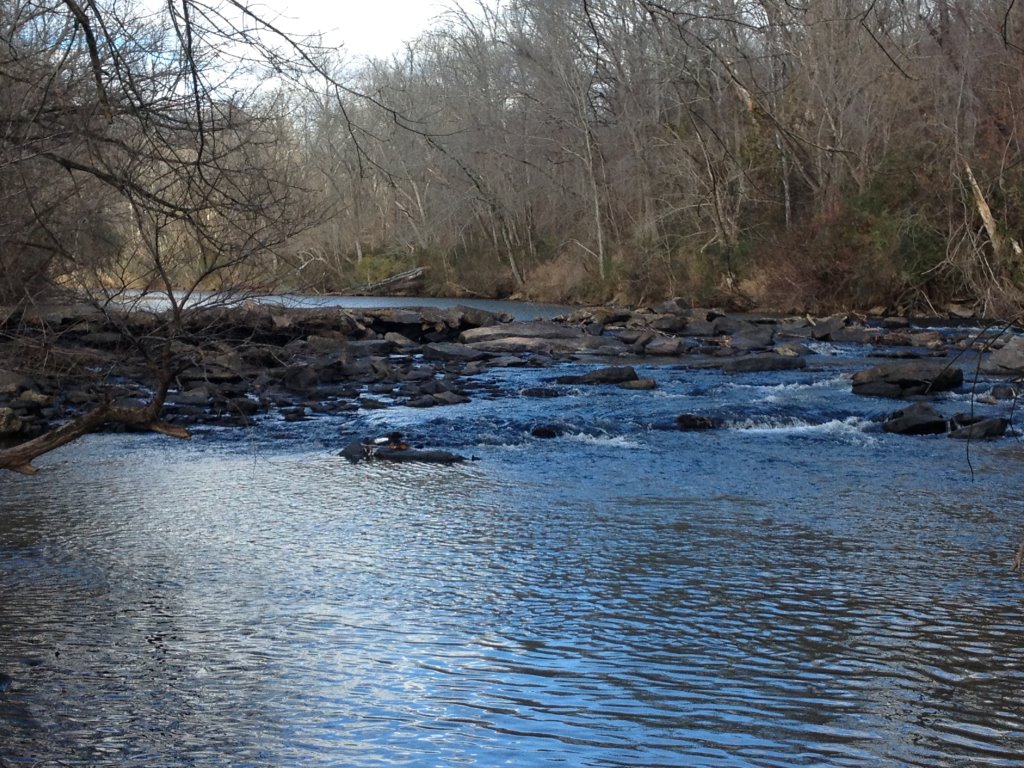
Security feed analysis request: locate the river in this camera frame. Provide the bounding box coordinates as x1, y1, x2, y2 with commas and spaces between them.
2, 308, 1023, 766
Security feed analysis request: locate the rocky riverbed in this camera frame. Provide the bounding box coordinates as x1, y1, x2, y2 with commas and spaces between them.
1, 300, 1022, 443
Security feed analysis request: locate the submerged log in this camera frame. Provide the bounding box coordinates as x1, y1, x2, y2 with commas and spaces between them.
339, 440, 466, 465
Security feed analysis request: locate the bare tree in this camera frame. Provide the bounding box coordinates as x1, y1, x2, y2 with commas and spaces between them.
0, 0, 342, 473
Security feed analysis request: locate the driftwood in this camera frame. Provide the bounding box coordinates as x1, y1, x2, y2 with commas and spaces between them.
0, 378, 188, 475
352, 266, 428, 296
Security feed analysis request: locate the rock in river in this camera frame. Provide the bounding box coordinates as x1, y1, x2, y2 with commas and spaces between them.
882, 402, 949, 435
982, 335, 1024, 376
722, 354, 808, 374
555, 366, 639, 385
676, 413, 722, 431
852, 361, 963, 398
947, 415, 1010, 440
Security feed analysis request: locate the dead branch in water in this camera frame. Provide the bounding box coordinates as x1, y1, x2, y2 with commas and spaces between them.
0, 375, 188, 475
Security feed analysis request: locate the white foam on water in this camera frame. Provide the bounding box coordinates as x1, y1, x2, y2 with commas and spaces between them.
724, 374, 851, 403
566, 432, 643, 449
728, 415, 875, 438
729, 374, 849, 392
807, 340, 846, 355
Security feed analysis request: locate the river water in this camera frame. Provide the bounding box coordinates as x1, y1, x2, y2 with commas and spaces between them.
2, 316, 1023, 766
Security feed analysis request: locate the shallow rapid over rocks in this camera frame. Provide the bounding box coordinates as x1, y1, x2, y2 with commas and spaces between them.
0, 300, 1020, 444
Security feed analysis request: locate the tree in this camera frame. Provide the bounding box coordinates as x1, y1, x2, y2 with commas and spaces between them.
0, 0, 347, 474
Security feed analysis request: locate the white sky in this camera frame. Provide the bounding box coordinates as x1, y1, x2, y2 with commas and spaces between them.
272, 1, 451, 60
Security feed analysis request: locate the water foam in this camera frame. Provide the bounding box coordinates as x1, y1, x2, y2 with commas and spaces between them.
566, 432, 643, 449
728, 415, 874, 436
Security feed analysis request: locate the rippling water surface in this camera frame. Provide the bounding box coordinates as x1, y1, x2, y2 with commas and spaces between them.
2, 340, 1024, 766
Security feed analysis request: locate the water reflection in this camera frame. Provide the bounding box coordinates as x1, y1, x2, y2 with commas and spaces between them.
2, 413, 1023, 765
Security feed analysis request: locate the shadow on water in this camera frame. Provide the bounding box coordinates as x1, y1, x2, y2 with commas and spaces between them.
2, 346, 1024, 766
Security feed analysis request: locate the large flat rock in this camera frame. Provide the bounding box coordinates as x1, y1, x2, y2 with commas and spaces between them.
982, 335, 1024, 375
459, 321, 590, 344
466, 334, 626, 356
852, 361, 963, 398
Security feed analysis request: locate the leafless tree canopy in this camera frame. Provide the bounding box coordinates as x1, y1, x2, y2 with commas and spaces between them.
0, 0, 335, 472
3, 1, 1024, 313
283, 0, 1024, 314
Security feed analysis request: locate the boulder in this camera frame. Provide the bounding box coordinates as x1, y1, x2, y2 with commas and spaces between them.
18, 390, 50, 406
345, 339, 393, 357
0, 407, 24, 436
871, 331, 914, 346
466, 334, 625, 356
448, 304, 511, 328
521, 387, 561, 398
166, 386, 216, 407
650, 314, 689, 333
227, 397, 262, 417
712, 316, 753, 336
644, 337, 684, 356
460, 321, 584, 344
280, 365, 319, 392
830, 326, 873, 344
685, 317, 718, 336
946, 303, 976, 320
177, 363, 244, 385
722, 355, 808, 373
650, 297, 692, 315
775, 342, 810, 357
459, 319, 628, 356
882, 402, 948, 435
988, 384, 1019, 401
948, 416, 1010, 440
281, 407, 309, 422
775, 318, 815, 339
421, 342, 491, 363
383, 331, 419, 349
530, 424, 563, 438
808, 315, 848, 340
881, 316, 911, 329
910, 330, 946, 349
555, 366, 639, 385
406, 391, 470, 408
677, 413, 722, 431
618, 378, 657, 390
0, 369, 36, 396
615, 329, 651, 345
852, 361, 963, 398
729, 325, 775, 351
982, 335, 1024, 375
359, 307, 432, 326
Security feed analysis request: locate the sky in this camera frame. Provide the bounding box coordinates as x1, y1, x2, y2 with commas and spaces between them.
273, 1, 452, 60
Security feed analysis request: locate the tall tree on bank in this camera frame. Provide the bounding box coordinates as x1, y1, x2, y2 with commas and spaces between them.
290, 0, 1024, 312
0, 0, 348, 474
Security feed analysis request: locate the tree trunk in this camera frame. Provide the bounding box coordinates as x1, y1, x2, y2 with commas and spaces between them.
964, 160, 1024, 263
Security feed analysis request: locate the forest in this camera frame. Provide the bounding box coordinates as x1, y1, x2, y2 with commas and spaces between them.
2, 0, 1024, 317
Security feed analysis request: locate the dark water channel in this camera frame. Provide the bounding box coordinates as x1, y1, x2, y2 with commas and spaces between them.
2, 325, 1024, 766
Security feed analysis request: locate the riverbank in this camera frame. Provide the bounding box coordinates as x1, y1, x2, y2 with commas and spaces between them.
1, 300, 1022, 443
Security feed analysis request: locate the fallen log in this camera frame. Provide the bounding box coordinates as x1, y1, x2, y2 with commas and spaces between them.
352, 266, 428, 296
